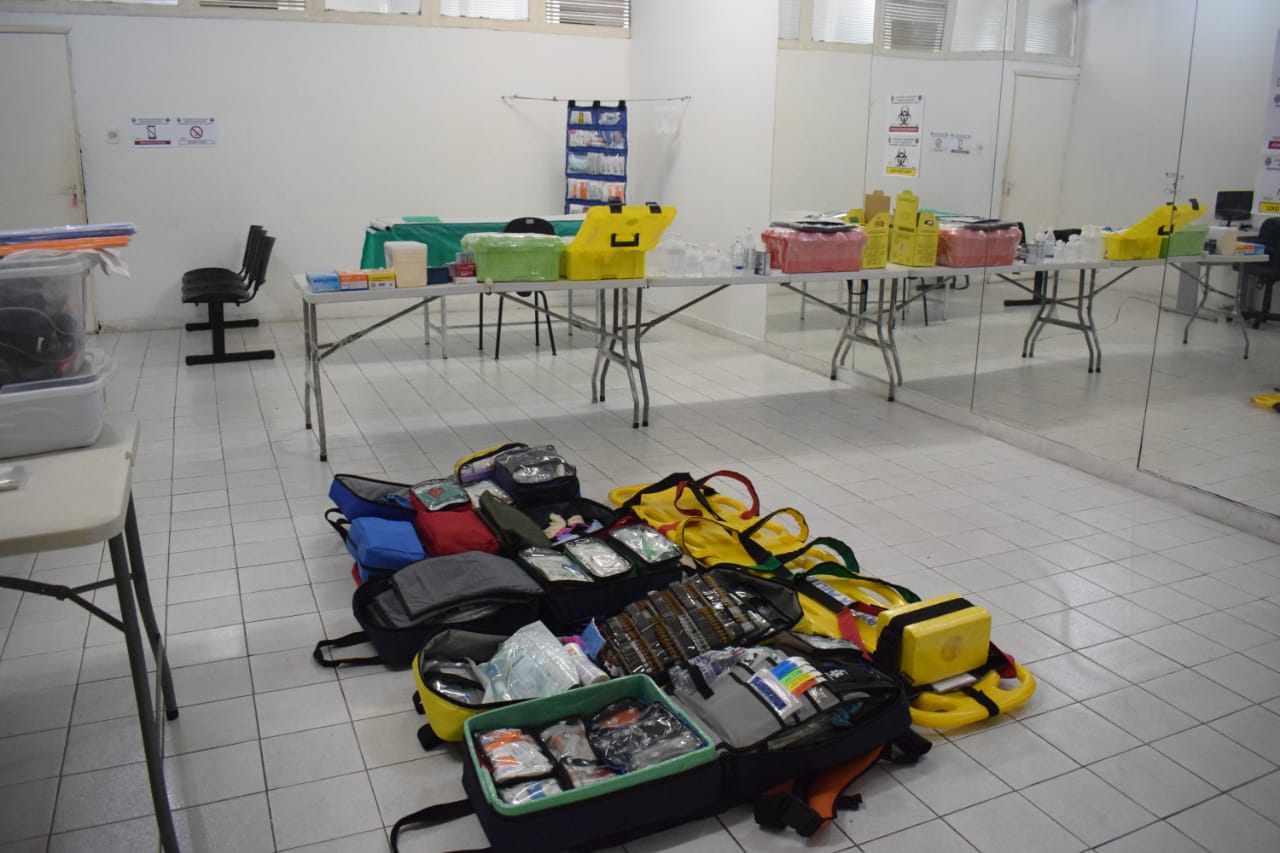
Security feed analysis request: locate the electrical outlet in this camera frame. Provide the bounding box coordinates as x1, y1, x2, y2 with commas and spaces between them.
107, 129, 119, 144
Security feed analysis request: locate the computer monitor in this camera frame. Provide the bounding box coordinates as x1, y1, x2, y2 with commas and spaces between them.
1215, 190, 1253, 226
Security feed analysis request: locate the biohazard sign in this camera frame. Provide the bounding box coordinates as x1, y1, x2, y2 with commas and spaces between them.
1255, 30, 1280, 215
886, 94, 925, 177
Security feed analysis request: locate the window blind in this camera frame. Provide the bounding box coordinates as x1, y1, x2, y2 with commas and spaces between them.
951, 0, 1014, 52
812, 0, 875, 45
778, 0, 801, 40
881, 0, 947, 51
440, 0, 528, 20
546, 0, 629, 28
200, 0, 304, 9
326, 0, 420, 13
1025, 0, 1076, 56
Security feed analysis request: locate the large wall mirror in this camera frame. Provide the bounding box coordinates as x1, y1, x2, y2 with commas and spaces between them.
1140, 1, 1280, 522
760, 0, 1279, 530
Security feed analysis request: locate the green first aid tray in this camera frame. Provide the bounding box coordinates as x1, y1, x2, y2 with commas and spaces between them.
464, 675, 716, 818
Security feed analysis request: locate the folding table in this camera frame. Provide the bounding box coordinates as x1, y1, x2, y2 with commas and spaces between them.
0, 416, 180, 852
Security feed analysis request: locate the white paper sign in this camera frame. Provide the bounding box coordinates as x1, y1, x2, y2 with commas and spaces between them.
1256, 29, 1280, 216
885, 135, 921, 176
886, 94, 924, 177
130, 116, 217, 148
177, 117, 217, 147
131, 117, 174, 147
929, 131, 973, 155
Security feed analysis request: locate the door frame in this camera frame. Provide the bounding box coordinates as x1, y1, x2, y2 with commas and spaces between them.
999, 70, 1078, 225
1, 27, 96, 330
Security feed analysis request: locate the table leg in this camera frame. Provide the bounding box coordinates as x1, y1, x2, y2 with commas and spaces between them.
567, 290, 575, 338
874, 280, 897, 401
422, 296, 431, 350
800, 281, 808, 321
124, 498, 177, 718
440, 296, 449, 360
1074, 271, 1096, 373
1235, 264, 1251, 359
887, 278, 904, 386
591, 290, 609, 404
1022, 275, 1053, 357
107, 530, 181, 853
310, 304, 328, 462
1085, 269, 1101, 372
617, 288, 641, 428
1026, 273, 1059, 358
302, 299, 313, 431
1183, 265, 1212, 345
633, 289, 651, 427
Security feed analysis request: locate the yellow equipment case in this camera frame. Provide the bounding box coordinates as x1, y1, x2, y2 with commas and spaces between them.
562, 202, 676, 280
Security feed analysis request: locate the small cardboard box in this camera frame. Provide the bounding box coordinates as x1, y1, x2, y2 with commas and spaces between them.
367, 269, 397, 289
336, 269, 369, 291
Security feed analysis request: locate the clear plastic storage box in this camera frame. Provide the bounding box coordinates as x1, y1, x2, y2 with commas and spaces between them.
0, 253, 93, 388
0, 348, 111, 459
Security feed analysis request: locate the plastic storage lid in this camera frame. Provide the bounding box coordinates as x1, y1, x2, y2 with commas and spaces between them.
0, 252, 96, 281
460, 233, 565, 251
0, 349, 109, 395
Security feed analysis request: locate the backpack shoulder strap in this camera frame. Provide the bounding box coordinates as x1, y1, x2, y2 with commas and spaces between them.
390, 798, 491, 853
312, 631, 383, 668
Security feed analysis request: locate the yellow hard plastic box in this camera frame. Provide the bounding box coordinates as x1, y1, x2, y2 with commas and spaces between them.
861, 212, 890, 269
1105, 200, 1204, 261
562, 203, 676, 280
875, 593, 991, 686
889, 216, 939, 267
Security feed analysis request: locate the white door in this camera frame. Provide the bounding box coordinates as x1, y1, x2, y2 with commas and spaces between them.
0, 31, 86, 230
0, 30, 95, 328
1000, 74, 1077, 230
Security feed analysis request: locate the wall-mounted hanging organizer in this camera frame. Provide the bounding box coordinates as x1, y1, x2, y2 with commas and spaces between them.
564, 100, 627, 214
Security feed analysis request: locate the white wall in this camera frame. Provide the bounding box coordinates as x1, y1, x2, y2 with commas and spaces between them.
1058, 0, 1196, 228
628, 0, 778, 341
771, 49, 871, 217
1177, 1, 1280, 218
0, 14, 630, 330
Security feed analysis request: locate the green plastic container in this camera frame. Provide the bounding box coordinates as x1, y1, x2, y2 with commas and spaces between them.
1161, 224, 1209, 258
461, 232, 564, 282
464, 675, 716, 818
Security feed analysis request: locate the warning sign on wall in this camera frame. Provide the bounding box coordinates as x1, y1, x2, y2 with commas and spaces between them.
885, 94, 925, 177
177, 117, 217, 147
131, 117, 174, 147
130, 116, 217, 148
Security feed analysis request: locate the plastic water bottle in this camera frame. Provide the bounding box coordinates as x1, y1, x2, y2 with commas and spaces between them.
1036, 228, 1055, 262
730, 234, 746, 271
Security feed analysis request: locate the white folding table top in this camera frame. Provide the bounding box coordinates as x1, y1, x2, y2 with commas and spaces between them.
0, 416, 139, 557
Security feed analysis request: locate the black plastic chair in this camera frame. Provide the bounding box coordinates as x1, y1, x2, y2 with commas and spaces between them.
1242, 217, 1280, 328
182, 234, 276, 366
183, 225, 265, 288
491, 217, 558, 360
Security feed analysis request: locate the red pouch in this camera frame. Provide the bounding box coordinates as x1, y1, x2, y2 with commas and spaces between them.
410, 494, 501, 556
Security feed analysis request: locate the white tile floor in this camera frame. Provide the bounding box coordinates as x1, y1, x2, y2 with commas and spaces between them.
1, 302, 1279, 852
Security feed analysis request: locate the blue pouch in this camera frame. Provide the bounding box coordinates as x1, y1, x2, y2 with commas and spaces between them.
329, 474, 416, 522
343, 516, 426, 583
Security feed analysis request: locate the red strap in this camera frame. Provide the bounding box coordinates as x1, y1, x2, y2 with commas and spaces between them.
695, 470, 760, 519
835, 608, 864, 648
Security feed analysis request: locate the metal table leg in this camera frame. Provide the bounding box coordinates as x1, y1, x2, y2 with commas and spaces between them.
618, 288, 641, 428
886, 278, 904, 385
1073, 270, 1096, 373
108, 510, 181, 853
633, 288, 651, 427
1084, 269, 1101, 372
124, 498, 176, 717
1235, 264, 1251, 359
309, 304, 328, 462
1183, 265, 1212, 345
302, 299, 313, 431
591, 290, 609, 404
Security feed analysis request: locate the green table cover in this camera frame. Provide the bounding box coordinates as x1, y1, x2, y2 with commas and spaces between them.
361, 218, 582, 269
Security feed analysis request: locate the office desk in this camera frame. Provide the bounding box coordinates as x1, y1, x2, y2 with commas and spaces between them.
0, 417, 181, 851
